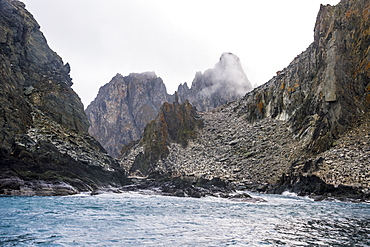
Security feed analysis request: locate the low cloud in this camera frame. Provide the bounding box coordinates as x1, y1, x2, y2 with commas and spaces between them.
202, 52, 253, 97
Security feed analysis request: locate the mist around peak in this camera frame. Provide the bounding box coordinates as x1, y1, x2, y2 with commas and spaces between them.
177, 52, 253, 111
204, 52, 252, 96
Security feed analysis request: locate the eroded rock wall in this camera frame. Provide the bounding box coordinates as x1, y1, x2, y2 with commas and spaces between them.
235, 0, 370, 153
86, 53, 252, 157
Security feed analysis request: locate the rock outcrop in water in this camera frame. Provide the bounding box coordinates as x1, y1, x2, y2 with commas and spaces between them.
0, 0, 128, 196
121, 0, 370, 201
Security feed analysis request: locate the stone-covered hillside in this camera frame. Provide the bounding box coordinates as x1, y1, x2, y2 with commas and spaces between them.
177, 52, 253, 112
0, 0, 128, 195
121, 0, 370, 201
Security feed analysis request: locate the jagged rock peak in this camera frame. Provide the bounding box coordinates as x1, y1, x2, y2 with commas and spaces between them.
177, 52, 253, 111
105, 71, 159, 86
210, 52, 252, 94
215, 52, 244, 75
120, 100, 203, 176
86, 72, 173, 157
86, 53, 253, 157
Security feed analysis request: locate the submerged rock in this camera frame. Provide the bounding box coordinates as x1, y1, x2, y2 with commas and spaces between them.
228, 193, 267, 203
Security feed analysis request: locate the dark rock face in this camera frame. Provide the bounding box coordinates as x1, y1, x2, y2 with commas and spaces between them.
177, 53, 253, 112
86, 72, 173, 157
0, 0, 128, 195
0, 1, 88, 136
122, 0, 370, 200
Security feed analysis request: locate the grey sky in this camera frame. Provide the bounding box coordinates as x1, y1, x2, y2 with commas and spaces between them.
22, 0, 340, 107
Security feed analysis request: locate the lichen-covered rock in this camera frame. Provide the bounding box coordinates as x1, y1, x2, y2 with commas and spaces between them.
0, 0, 128, 195
234, 0, 370, 154
121, 97, 203, 176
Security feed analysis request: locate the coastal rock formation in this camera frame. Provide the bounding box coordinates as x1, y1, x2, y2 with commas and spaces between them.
86, 72, 173, 157
122, 0, 370, 201
0, 0, 128, 195
177, 52, 253, 112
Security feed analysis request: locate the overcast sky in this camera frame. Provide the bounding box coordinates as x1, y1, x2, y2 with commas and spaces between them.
22, 0, 340, 107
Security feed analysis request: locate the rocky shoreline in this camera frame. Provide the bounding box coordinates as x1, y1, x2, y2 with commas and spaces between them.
119, 101, 370, 203
0, 177, 79, 196
93, 175, 268, 203
1, 173, 369, 203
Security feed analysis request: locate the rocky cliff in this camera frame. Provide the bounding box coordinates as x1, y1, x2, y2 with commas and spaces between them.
121, 0, 370, 201
86, 72, 174, 157
235, 0, 370, 154
87, 53, 252, 157
0, 0, 128, 195
177, 52, 253, 112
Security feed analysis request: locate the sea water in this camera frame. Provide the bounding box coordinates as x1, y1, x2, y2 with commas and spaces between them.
0, 192, 369, 246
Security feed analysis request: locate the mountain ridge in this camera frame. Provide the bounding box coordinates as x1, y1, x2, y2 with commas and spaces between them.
85, 72, 174, 157
86, 52, 252, 157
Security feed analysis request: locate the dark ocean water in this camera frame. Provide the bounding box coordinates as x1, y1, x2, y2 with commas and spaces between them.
0, 192, 369, 246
